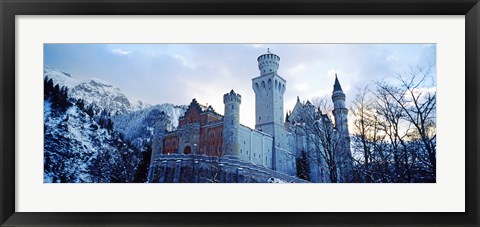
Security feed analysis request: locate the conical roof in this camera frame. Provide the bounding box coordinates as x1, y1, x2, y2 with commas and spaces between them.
333, 74, 343, 92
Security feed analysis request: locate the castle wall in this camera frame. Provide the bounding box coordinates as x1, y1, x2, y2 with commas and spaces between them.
274, 147, 296, 176
238, 125, 273, 169
199, 123, 223, 156
149, 154, 308, 183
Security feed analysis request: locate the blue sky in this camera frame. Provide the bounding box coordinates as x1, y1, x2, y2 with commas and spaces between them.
44, 44, 436, 128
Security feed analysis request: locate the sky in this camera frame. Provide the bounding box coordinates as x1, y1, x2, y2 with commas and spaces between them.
44, 44, 436, 128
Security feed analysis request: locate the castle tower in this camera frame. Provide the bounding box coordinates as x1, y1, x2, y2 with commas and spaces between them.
332, 74, 348, 134
331, 74, 353, 182
252, 50, 287, 148
222, 89, 242, 157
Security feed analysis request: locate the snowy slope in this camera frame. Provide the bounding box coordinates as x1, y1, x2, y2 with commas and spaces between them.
44, 66, 81, 88
112, 104, 187, 149
44, 67, 140, 115
70, 78, 132, 115
44, 100, 116, 182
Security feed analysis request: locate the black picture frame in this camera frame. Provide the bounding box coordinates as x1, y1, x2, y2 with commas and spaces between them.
1, 0, 479, 226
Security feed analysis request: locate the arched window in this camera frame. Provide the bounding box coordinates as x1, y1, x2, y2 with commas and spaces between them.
183, 146, 192, 154
165, 140, 170, 147
209, 131, 215, 139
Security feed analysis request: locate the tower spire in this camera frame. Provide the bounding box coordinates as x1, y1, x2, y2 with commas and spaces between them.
333, 74, 343, 92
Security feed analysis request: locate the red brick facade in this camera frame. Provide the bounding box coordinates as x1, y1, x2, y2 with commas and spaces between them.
162, 99, 224, 157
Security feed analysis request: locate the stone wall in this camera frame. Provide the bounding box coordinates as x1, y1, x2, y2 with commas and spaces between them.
149, 154, 308, 183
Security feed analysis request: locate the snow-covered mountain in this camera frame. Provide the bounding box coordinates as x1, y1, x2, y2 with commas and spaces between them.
112, 104, 187, 149
44, 66, 137, 115
44, 67, 188, 182
70, 78, 132, 115
44, 66, 81, 88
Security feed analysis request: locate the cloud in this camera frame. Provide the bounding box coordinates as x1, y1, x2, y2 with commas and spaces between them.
327, 68, 337, 78
287, 64, 307, 75
173, 54, 196, 69
248, 44, 265, 48
293, 82, 310, 92
111, 48, 132, 55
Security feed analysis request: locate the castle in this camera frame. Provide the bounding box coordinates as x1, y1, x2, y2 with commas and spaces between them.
147, 50, 353, 183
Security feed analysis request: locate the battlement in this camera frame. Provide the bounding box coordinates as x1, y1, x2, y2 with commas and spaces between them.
257, 51, 280, 75
223, 89, 242, 104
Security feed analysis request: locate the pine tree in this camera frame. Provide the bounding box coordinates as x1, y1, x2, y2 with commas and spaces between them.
296, 150, 310, 181
133, 144, 152, 183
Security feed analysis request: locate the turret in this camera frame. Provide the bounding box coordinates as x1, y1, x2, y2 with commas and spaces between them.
332, 74, 348, 133
222, 90, 241, 157
257, 48, 280, 76
331, 74, 353, 182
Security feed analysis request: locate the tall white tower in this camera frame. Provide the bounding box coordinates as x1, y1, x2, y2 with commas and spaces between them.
332, 74, 349, 134
222, 89, 241, 157
252, 50, 287, 148
331, 74, 353, 182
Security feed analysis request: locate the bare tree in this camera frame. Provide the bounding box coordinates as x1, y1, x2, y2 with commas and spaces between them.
292, 97, 347, 183
348, 65, 436, 183
376, 65, 436, 180
350, 87, 378, 182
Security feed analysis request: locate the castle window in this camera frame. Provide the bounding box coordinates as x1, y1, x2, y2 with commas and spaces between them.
172, 139, 177, 147
259, 116, 261, 121
165, 140, 170, 147
183, 146, 192, 155
240, 149, 242, 154
209, 131, 215, 138
232, 105, 234, 110
219, 131, 222, 137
